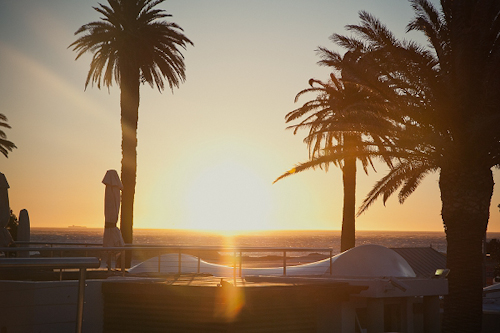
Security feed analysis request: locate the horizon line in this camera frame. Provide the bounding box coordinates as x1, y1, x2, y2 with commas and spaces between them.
30, 227, 451, 232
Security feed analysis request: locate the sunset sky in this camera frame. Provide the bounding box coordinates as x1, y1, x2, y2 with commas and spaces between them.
1, 0, 499, 233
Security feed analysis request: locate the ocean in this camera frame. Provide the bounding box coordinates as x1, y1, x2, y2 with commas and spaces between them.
29, 228, 500, 256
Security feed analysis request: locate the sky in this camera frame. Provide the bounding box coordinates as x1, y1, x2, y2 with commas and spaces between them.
0, 0, 499, 233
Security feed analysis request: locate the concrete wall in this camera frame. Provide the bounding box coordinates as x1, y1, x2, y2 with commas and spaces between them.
0, 279, 103, 333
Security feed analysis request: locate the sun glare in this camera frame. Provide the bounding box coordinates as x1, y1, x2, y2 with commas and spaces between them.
183, 160, 272, 235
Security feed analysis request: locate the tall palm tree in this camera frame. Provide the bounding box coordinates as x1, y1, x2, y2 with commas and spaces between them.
275, 72, 395, 252
0, 114, 16, 158
310, 1, 500, 331
70, 0, 193, 251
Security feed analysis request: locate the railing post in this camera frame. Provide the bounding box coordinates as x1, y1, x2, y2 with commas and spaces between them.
197, 255, 201, 274
330, 250, 333, 275
239, 251, 242, 277
0, 257, 99, 333
158, 250, 161, 273
283, 251, 287, 276
121, 250, 125, 276
76, 268, 86, 333
178, 252, 182, 274
233, 251, 237, 284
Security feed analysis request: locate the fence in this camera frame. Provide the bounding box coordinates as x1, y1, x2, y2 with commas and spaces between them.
2, 242, 335, 278
0, 257, 100, 333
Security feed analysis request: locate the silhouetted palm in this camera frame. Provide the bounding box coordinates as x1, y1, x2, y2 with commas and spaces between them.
70, 0, 193, 249
275, 72, 395, 252
314, 1, 500, 331
0, 114, 16, 158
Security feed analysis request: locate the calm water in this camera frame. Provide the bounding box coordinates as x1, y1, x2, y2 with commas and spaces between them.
30, 228, 500, 256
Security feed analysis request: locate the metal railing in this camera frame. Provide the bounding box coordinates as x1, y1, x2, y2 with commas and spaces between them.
4, 242, 335, 277
0, 257, 100, 333
0, 244, 334, 333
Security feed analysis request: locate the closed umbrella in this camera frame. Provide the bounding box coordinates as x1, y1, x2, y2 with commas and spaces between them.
18, 209, 30, 257
0, 173, 13, 248
102, 170, 125, 269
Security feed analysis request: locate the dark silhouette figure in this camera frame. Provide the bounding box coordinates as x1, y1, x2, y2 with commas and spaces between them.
6, 210, 17, 241
6, 210, 18, 257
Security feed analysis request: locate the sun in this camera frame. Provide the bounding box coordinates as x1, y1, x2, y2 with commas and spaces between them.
183, 159, 272, 234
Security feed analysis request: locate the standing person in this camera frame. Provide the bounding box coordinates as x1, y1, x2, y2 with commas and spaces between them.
6, 210, 18, 257
6, 210, 18, 241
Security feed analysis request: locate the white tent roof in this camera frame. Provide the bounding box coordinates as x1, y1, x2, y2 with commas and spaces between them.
330, 244, 416, 277
129, 244, 416, 278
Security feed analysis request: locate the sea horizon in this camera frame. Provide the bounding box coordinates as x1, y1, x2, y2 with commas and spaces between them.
27, 228, 500, 256
31, 227, 448, 232
29, 226, 500, 236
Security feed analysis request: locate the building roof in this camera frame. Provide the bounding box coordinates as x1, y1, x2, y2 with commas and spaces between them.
330, 244, 416, 278
390, 247, 447, 278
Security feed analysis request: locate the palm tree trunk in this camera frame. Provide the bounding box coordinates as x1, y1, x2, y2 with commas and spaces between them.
119, 67, 140, 267
439, 166, 493, 333
340, 137, 357, 252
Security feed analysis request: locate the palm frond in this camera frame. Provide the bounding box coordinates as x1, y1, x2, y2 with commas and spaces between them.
357, 159, 437, 215
0, 114, 16, 157
70, 0, 192, 91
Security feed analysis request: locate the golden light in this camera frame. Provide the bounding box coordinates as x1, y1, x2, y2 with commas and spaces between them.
183, 160, 272, 235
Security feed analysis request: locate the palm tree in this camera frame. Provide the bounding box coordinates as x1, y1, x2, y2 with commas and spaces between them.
70, 0, 193, 251
309, 1, 500, 331
0, 114, 16, 158
275, 72, 395, 252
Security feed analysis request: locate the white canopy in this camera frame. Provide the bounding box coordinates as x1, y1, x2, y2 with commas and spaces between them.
129, 244, 416, 278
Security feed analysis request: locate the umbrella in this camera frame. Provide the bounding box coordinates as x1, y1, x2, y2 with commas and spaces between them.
17, 209, 30, 257
102, 170, 125, 269
0, 173, 13, 248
